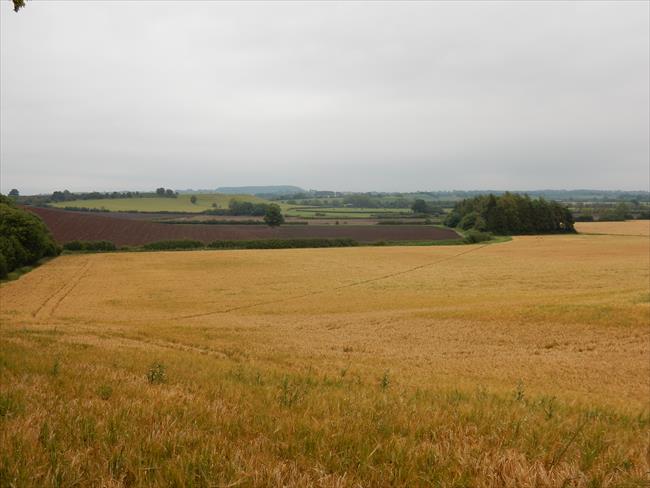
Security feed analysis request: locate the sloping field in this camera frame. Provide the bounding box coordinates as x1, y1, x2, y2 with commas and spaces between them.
576, 219, 650, 236
51, 193, 268, 213
26, 207, 460, 245
1, 232, 648, 486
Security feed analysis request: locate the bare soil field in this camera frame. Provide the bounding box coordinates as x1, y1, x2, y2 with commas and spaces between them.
25, 206, 459, 245
1, 229, 648, 486
575, 219, 650, 236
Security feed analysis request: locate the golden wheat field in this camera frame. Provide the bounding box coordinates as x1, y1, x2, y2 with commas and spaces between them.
1, 229, 649, 487
575, 220, 650, 236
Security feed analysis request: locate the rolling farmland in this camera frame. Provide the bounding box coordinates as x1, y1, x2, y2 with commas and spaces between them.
25, 207, 460, 246
1, 228, 648, 486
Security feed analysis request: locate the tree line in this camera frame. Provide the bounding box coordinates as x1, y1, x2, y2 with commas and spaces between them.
444, 193, 575, 234
14, 188, 179, 206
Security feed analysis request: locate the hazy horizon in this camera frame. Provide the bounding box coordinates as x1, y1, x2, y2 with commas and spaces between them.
2, 1, 649, 194
11, 185, 650, 197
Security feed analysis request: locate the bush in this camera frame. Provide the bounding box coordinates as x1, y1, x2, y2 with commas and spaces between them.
143, 240, 205, 250
208, 238, 358, 250
463, 230, 492, 244
63, 240, 116, 252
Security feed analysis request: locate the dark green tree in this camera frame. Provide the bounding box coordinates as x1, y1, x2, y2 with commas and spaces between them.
8, 189, 19, 197
264, 204, 285, 227
411, 199, 429, 214
190, 195, 197, 204
0, 195, 60, 278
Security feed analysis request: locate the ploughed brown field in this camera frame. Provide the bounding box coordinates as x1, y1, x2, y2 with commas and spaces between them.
25, 206, 460, 245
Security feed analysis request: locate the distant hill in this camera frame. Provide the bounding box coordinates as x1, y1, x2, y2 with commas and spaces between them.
215, 186, 304, 196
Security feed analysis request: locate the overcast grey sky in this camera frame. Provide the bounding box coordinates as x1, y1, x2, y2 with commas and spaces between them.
1, 1, 648, 194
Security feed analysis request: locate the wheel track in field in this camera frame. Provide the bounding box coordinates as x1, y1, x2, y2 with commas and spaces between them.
32, 260, 91, 320
176, 243, 491, 320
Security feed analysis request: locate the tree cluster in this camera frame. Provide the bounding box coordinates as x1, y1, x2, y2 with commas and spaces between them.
155, 188, 178, 198
0, 195, 60, 278
411, 199, 444, 215
444, 193, 575, 235
50, 190, 145, 202
227, 199, 270, 216
598, 203, 634, 222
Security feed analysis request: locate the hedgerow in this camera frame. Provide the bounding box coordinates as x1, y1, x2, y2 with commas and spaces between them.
63, 241, 117, 252
208, 238, 358, 250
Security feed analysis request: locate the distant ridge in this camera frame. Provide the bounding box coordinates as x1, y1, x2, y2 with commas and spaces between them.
215, 186, 304, 196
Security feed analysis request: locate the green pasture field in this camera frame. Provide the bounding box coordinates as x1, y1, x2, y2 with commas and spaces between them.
51, 193, 269, 213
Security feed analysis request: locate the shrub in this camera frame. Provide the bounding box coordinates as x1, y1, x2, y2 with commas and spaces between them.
463, 230, 492, 244
143, 240, 205, 250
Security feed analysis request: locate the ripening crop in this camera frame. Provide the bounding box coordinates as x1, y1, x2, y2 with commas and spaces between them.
1, 225, 648, 487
